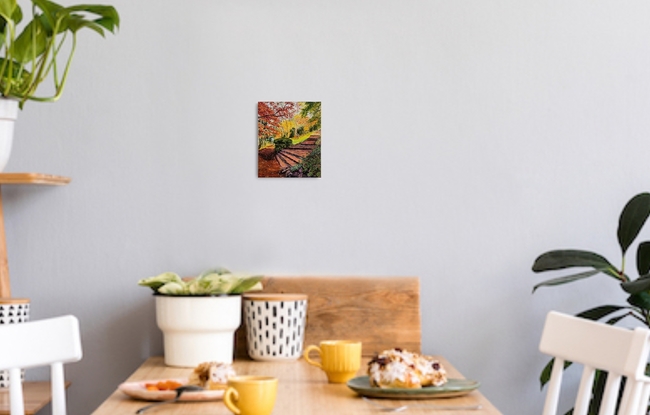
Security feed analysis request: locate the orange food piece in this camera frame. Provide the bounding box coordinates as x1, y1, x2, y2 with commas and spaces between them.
144, 380, 183, 391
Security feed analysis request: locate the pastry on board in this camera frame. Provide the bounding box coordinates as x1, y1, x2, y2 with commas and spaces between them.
187, 361, 236, 390
367, 348, 447, 389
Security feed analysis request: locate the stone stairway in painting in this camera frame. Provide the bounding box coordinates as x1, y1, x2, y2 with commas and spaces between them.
275, 133, 320, 171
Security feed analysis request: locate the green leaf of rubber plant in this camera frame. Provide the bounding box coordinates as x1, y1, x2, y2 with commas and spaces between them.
621, 273, 650, 294
618, 193, 650, 255
627, 291, 650, 309
532, 269, 600, 292
532, 250, 619, 278
637, 241, 650, 276
575, 305, 628, 321
605, 313, 629, 326
589, 370, 608, 415
540, 358, 572, 388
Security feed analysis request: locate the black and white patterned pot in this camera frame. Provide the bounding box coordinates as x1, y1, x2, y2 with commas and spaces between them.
0, 298, 30, 388
243, 293, 308, 361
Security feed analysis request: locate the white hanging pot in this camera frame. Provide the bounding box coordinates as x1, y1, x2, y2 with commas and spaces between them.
155, 295, 242, 367
0, 99, 18, 172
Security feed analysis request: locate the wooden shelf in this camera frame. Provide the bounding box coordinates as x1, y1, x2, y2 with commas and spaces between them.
0, 173, 70, 297
0, 381, 70, 415
0, 173, 70, 186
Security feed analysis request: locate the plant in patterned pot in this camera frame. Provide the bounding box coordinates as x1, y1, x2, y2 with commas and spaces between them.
532, 192, 650, 414
138, 267, 263, 367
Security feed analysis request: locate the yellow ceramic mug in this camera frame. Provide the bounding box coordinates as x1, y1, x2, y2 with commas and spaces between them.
223, 376, 278, 415
303, 340, 362, 383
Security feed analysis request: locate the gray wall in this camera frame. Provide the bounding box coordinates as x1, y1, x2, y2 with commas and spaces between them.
6, 1, 650, 413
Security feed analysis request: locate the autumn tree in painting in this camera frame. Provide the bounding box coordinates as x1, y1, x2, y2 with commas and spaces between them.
257, 102, 298, 148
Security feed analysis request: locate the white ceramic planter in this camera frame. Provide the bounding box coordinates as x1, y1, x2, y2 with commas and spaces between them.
156, 295, 241, 367
0, 99, 18, 172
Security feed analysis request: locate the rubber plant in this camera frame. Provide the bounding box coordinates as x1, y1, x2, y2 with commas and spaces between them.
0, 0, 119, 108
532, 192, 650, 414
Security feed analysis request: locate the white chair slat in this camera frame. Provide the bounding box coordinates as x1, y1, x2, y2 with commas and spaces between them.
574, 366, 595, 415
539, 311, 650, 415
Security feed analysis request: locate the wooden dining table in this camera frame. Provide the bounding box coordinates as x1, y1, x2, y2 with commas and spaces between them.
91, 356, 502, 414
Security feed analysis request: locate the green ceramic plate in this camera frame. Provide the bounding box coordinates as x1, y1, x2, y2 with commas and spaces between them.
346, 376, 480, 400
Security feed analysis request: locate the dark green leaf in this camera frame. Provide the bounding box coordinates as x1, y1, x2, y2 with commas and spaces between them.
627, 291, 650, 309
532, 250, 619, 279
618, 193, 650, 255
532, 269, 600, 292
605, 313, 629, 325
589, 370, 607, 414
540, 358, 572, 388
637, 241, 650, 276
621, 273, 650, 294
575, 305, 627, 321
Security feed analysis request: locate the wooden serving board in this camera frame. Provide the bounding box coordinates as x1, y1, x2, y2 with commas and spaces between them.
235, 276, 421, 358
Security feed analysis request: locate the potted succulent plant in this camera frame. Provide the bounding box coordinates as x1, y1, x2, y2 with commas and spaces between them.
0, 0, 120, 171
138, 267, 263, 367
532, 192, 650, 414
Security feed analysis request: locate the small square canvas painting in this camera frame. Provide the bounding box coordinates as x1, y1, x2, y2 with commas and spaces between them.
258, 102, 321, 178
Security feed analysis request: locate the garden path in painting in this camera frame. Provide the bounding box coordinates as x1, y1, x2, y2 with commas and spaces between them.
258, 102, 321, 178
275, 132, 320, 171
257, 153, 282, 177
257, 132, 320, 177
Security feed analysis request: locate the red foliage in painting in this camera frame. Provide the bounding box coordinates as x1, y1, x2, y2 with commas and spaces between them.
258, 102, 298, 139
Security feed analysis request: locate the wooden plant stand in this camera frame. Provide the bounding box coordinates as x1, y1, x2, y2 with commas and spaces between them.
0, 173, 70, 297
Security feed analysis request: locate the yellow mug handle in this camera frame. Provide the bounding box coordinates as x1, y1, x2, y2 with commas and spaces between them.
303, 345, 322, 368
223, 387, 241, 415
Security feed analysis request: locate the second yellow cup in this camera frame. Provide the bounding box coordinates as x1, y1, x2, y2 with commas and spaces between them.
223, 376, 278, 415
303, 340, 362, 383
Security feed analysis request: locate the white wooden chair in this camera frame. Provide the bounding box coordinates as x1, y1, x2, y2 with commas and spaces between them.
0, 315, 82, 415
539, 311, 650, 415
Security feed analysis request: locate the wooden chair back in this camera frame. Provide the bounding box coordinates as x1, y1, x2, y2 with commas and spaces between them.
0, 315, 82, 415
539, 311, 650, 415
235, 276, 420, 358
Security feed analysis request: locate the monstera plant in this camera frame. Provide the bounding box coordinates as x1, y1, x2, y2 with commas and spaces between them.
532, 192, 650, 414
